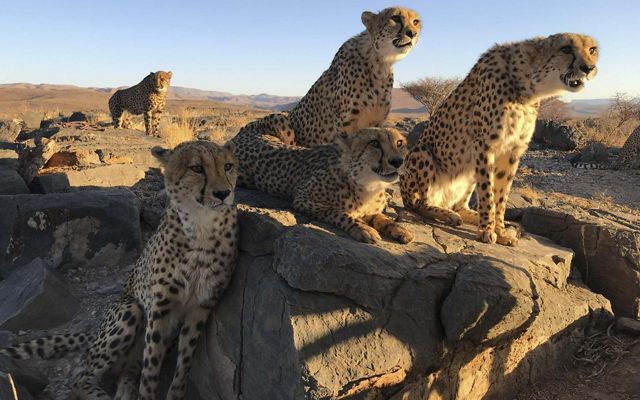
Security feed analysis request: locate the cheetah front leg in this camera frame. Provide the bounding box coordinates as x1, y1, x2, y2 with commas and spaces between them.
474, 150, 497, 244
493, 148, 525, 246
400, 147, 463, 226
144, 111, 154, 136
166, 306, 211, 400
138, 303, 174, 400
365, 214, 414, 244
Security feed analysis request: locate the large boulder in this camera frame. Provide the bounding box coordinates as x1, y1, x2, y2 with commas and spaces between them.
0, 189, 142, 278
0, 258, 78, 330
533, 119, 585, 151
188, 189, 610, 400
522, 205, 640, 318
0, 167, 29, 195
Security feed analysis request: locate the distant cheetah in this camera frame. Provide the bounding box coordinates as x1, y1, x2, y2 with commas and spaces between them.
233, 115, 413, 244
2, 140, 238, 400
572, 125, 640, 169
401, 33, 599, 246
109, 71, 172, 136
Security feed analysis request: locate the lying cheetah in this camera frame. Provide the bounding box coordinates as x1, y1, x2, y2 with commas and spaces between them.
1, 140, 238, 400
109, 71, 172, 136
288, 6, 421, 147
233, 115, 413, 244
400, 33, 599, 246
572, 125, 640, 169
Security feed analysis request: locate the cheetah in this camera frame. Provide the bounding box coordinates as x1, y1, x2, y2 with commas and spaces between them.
287, 6, 421, 147
400, 33, 599, 246
109, 71, 172, 137
233, 115, 413, 244
572, 125, 640, 169
1, 140, 239, 400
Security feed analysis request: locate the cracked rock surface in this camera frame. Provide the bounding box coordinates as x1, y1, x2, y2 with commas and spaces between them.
189, 189, 611, 400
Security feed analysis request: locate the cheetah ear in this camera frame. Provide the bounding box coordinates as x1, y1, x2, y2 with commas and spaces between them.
361, 11, 376, 31
151, 146, 173, 165
223, 140, 236, 154
167, 71, 173, 78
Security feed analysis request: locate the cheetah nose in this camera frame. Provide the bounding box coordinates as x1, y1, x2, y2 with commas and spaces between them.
213, 190, 231, 201
580, 64, 596, 74
388, 158, 403, 168
405, 29, 416, 39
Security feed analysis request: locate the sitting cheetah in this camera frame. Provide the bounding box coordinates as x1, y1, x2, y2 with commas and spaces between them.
233, 115, 413, 244
572, 125, 640, 169
286, 6, 421, 147
400, 33, 599, 246
1, 140, 238, 400
109, 71, 172, 136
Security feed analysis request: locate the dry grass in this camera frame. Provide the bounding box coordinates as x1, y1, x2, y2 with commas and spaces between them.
161, 107, 198, 148
513, 183, 542, 201
573, 116, 638, 148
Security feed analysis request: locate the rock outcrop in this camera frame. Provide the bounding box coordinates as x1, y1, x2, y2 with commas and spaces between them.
0, 189, 142, 278
0, 258, 78, 331
188, 190, 611, 400
533, 120, 585, 151
522, 205, 640, 319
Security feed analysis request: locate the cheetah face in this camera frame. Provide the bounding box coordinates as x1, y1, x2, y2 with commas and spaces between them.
152, 70, 173, 93
532, 34, 598, 97
152, 140, 237, 209
336, 127, 408, 188
361, 7, 421, 63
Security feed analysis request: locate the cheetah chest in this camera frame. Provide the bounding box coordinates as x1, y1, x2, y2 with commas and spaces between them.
495, 106, 537, 155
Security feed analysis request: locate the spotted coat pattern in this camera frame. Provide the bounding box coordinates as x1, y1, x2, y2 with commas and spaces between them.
109, 71, 172, 137
1, 140, 239, 400
400, 33, 599, 246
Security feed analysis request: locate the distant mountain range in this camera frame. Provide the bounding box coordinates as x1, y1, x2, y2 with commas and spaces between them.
0, 82, 612, 118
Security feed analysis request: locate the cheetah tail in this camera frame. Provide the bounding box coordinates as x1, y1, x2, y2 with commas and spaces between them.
570, 161, 612, 169
0, 333, 95, 360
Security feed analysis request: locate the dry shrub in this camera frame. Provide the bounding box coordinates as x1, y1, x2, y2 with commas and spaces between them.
401, 77, 461, 115
161, 108, 198, 148
538, 97, 570, 120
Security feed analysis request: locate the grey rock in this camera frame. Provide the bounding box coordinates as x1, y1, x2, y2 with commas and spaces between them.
189, 189, 611, 400
0, 189, 142, 278
0, 258, 79, 330
68, 111, 87, 122
521, 206, 640, 318
534, 119, 584, 151
0, 168, 29, 195
0, 120, 22, 143
0, 331, 16, 348
614, 317, 640, 336
0, 355, 47, 395
407, 120, 428, 149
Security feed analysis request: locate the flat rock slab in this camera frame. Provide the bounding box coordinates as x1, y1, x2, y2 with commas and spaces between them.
189, 189, 611, 400
0, 258, 78, 330
522, 205, 640, 318
0, 189, 142, 277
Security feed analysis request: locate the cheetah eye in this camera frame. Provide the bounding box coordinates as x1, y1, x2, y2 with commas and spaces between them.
413, 19, 420, 26
189, 165, 204, 174
589, 46, 597, 55
369, 140, 381, 148
560, 46, 573, 54
224, 163, 234, 172
396, 139, 404, 148
390, 15, 402, 24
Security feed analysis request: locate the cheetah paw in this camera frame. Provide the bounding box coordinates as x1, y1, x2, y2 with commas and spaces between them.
496, 228, 518, 247
477, 228, 497, 244
387, 223, 414, 244
442, 211, 463, 227
350, 223, 382, 244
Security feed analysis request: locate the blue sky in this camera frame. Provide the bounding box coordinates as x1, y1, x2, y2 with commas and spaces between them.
0, 0, 638, 100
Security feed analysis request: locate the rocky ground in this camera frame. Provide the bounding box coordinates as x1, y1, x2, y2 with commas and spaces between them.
0, 113, 638, 399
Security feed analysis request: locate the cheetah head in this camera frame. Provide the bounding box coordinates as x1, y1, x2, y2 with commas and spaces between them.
361, 7, 421, 63
335, 127, 408, 189
530, 33, 598, 97
152, 140, 237, 210
151, 70, 172, 93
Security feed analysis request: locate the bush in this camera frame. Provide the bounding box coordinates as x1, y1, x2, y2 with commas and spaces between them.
401, 77, 461, 115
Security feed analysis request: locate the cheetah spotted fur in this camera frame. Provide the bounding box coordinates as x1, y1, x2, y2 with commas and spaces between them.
2, 140, 239, 400
400, 33, 599, 246
572, 124, 640, 169
233, 115, 413, 244
109, 71, 172, 137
